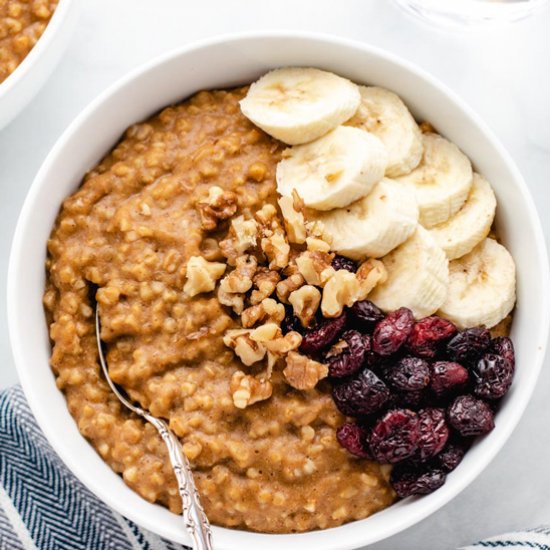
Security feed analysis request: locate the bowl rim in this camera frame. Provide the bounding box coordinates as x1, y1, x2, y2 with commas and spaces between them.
0, 0, 74, 100
7, 30, 550, 550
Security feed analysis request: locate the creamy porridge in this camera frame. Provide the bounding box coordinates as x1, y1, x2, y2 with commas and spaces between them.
0, 0, 58, 84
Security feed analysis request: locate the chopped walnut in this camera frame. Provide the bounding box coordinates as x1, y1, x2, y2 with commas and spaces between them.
276, 273, 305, 303
223, 329, 266, 366
261, 231, 290, 270
278, 195, 306, 244
250, 268, 280, 305
321, 270, 361, 318
283, 351, 328, 391
264, 331, 303, 371
197, 186, 237, 231
288, 285, 321, 328
230, 371, 273, 409
219, 255, 257, 294
219, 215, 259, 265
295, 250, 335, 287
355, 259, 387, 301
304, 219, 333, 245
183, 256, 226, 297
241, 298, 285, 328
306, 236, 331, 253
217, 287, 245, 314
249, 322, 281, 344
255, 203, 279, 228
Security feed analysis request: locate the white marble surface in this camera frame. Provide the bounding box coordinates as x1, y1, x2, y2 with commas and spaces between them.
1, 1, 549, 548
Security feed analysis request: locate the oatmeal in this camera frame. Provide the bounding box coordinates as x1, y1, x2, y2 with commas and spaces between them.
0, 0, 58, 84
44, 88, 395, 533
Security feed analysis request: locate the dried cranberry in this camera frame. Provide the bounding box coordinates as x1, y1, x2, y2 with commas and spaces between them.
472, 353, 514, 400
368, 409, 419, 464
384, 356, 431, 392
336, 422, 370, 458
437, 439, 468, 473
448, 395, 495, 437
396, 389, 427, 410
390, 463, 446, 497
332, 369, 390, 416
490, 336, 515, 367
415, 408, 449, 462
327, 330, 369, 379
332, 255, 358, 273
406, 316, 457, 358
300, 311, 347, 354
373, 308, 414, 356
349, 300, 385, 332
446, 327, 491, 364
431, 361, 469, 397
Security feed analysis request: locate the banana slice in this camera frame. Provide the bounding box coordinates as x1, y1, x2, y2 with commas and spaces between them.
369, 226, 449, 319
276, 126, 388, 211
308, 178, 418, 260
437, 238, 516, 329
240, 67, 361, 145
429, 173, 496, 260
347, 86, 423, 177
396, 133, 473, 228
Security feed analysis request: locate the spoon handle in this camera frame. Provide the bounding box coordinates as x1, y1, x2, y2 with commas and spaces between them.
145, 414, 214, 550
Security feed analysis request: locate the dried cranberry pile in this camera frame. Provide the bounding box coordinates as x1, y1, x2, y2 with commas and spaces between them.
283, 266, 515, 498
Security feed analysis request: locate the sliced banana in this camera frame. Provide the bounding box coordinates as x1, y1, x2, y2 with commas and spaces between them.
239, 67, 361, 145
276, 126, 388, 211
347, 86, 423, 177
395, 133, 473, 228
308, 178, 418, 260
437, 238, 516, 329
429, 173, 496, 260
369, 226, 449, 319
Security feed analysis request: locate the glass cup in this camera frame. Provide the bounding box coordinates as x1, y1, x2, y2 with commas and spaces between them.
393, 0, 550, 27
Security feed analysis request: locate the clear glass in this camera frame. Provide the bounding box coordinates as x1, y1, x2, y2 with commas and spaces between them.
394, 0, 550, 27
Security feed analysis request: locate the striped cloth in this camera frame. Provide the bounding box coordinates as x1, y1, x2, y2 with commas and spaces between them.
0, 386, 188, 550
1, 385, 549, 550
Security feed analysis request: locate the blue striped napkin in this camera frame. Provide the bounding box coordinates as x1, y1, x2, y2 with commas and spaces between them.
1, 385, 548, 550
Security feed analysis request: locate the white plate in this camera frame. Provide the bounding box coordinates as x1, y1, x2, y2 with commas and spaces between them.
7, 32, 550, 550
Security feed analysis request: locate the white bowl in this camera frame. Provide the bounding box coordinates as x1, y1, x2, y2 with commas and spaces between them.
8, 32, 550, 550
0, 0, 79, 129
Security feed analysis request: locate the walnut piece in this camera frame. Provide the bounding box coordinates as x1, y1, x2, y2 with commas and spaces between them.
295, 250, 335, 287
276, 273, 305, 303
261, 231, 290, 270
217, 287, 244, 314
219, 215, 259, 265
197, 186, 237, 231
321, 270, 361, 318
278, 195, 306, 244
223, 329, 266, 366
306, 236, 331, 253
230, 371, 273, 409
355, 258, 387, 301
183, 256, 226, 297
250, 268, 280, 305
219, 254, 257, 295
241, 298, 285, 328
283, 351, 328, 391
288, 285, 321, 328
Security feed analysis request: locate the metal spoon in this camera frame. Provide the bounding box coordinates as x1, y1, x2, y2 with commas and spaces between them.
95, 307, 213, 550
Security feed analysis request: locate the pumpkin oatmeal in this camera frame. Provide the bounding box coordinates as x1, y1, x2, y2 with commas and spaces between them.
44, 88, 396, 533
0, 0, 59, 84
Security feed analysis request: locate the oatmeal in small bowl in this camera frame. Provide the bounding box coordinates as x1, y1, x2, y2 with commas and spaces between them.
9, 35, 549, 550
0, 0, 78, 128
